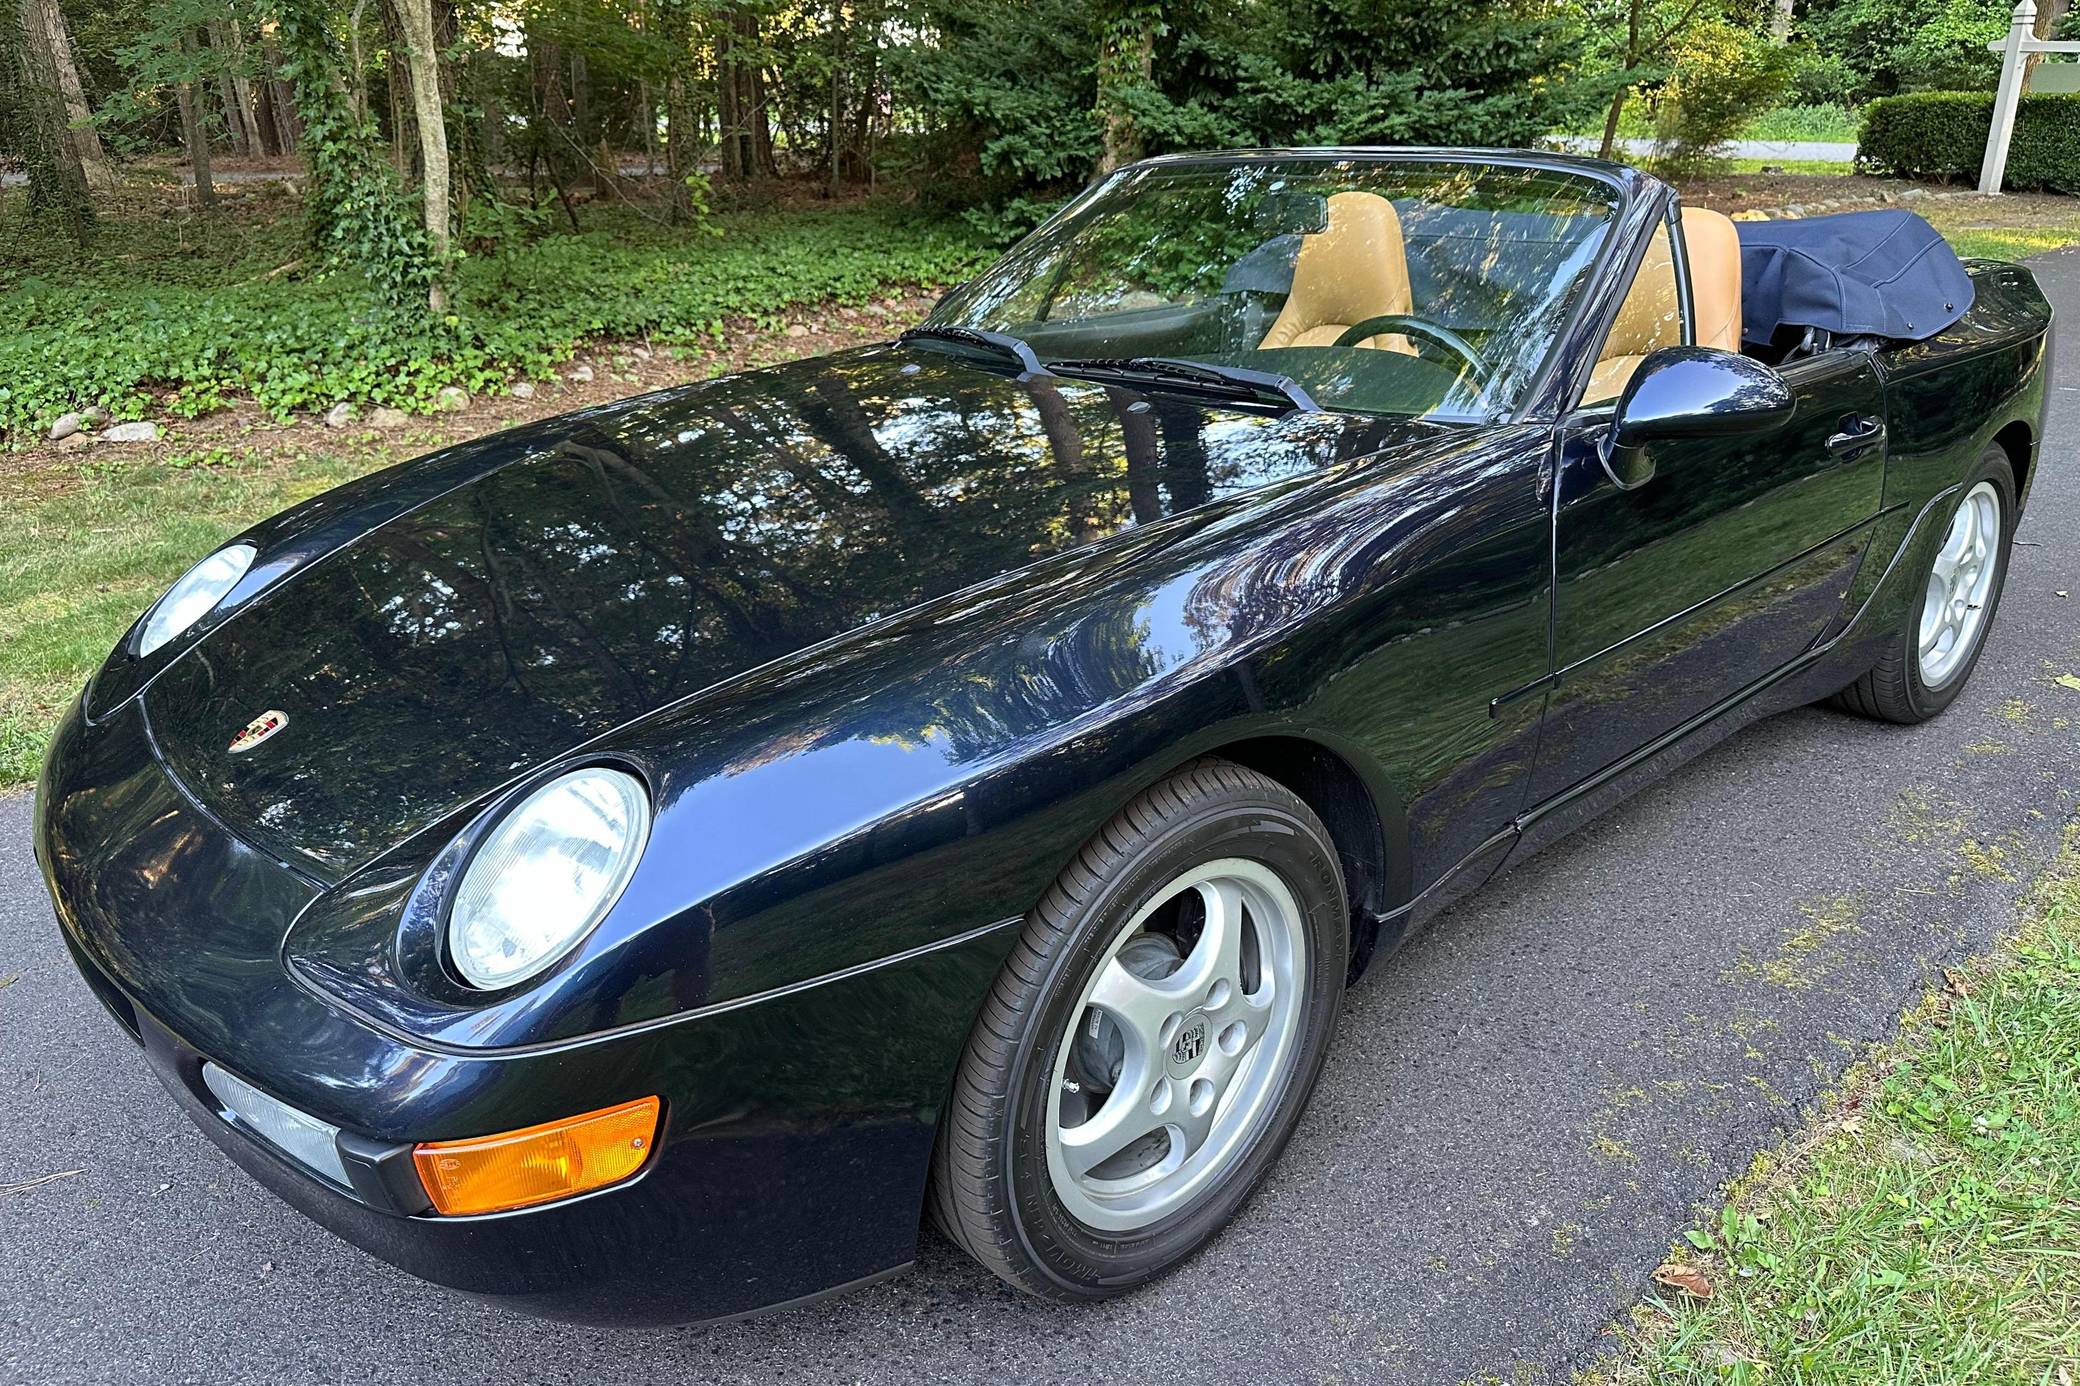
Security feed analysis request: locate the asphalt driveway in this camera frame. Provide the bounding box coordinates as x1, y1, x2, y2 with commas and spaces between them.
4, 251, 2077, 1386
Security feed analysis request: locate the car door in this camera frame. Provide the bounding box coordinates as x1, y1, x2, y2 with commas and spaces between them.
1526, 208, 1888, 806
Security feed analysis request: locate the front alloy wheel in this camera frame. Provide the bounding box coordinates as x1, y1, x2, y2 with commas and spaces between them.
930, 759, 1347, 1300
1044, 858, 1309, 1233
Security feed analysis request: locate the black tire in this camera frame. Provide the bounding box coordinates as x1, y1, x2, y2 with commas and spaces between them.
929, 758, 1348, 1300
1832, 447, 2016, 725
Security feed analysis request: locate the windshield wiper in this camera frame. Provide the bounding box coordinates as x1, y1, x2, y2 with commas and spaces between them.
1045, 356, 1319, 413
898, 324, 1049, 375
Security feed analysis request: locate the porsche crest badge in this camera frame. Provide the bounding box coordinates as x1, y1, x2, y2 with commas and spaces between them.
228, 709, 289, 754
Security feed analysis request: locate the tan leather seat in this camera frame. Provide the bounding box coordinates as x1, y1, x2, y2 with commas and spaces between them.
1259, 191, 1418, 355
1584, 207, 1744, 403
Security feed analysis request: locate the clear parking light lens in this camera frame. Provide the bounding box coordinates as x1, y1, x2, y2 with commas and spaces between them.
201, 1062, 350, 1189
448, 767, 651, 990
138, 542, 256, 657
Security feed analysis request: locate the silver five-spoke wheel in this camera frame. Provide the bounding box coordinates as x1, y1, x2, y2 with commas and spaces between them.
1044, 858, 1306, 1232
1919, 480, 2002, 689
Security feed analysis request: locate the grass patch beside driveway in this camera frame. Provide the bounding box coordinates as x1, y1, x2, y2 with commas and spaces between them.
1602, 835, 2080, 1382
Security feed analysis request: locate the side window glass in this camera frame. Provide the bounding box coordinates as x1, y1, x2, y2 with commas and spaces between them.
1583, 220, 1682, 405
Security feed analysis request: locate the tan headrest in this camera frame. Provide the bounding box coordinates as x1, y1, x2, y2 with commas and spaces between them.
1600, 209, 1744, 364
1600, 229, 1680, 362
1259, 191, 1415, 351
1682, 206, 1742, 352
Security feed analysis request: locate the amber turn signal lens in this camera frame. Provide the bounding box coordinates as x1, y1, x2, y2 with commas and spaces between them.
412, 1095, 661, 1216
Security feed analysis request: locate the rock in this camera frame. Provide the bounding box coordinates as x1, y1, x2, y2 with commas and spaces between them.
631, 346, 652, 361
323, 402, 357, 429
49, 411, 82, 441
785, 323, 810, 338
568, 364, 595, 383
82, 405, 109, 425
510, 381, 537, 400
436, 385, 469, 411
369, 406, 410, 429
1901, 187, 1927, 201
101, 420, 161, 443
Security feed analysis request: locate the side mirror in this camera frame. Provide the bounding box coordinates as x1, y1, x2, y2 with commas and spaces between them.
1601, 346, 1796, 489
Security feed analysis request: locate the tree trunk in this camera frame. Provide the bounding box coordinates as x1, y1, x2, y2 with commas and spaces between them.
664, 72, 688, 218
389, 0, 450, 312
528, 27, 581, 228
259, 36, 301, 153
2, 0, 93, 239
218, 15, 260, 155
19, 0, 111, 189
715, 9, 773, 180
1599, 0, 1643, 161
175, 29, 217, 210
1597, 87, 1629, 160
1769, 0, 1794, 41
209, 20, 254, 155
1093, 4, 1154, 176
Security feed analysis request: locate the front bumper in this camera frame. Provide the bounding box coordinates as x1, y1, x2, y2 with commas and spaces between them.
36, 697, 1014, 1325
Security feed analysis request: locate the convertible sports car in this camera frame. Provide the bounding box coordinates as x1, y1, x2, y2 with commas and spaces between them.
37, 149, 2051, 1325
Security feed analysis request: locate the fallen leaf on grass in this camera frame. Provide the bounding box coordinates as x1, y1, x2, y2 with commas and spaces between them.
1, 1169, 82, 1195
1944, 967, 1974, 997
1653, 1263, 1714, 1300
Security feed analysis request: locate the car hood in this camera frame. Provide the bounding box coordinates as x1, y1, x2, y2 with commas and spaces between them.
138, 344, 1421, 878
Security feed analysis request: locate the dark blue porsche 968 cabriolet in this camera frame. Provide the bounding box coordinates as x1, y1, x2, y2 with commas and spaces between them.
36, 148, 2051, 1324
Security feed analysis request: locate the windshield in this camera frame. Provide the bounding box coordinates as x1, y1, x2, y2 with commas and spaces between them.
929, 157, 1622, 420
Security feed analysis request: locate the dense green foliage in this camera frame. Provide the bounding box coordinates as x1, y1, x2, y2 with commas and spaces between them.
891, 0, 1585, 235
0, 201, 991, 434
1796, 0, 2015, 103
1650, 20, 1796, 177
1858, 91, 2080, 191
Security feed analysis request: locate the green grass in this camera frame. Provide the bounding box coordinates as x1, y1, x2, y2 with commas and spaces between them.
0, 451, 367, 787
0, 198, 992, 438
1739, 103, 1864, 143
1603, 839, 2080, 1383
1563, 102, 1861, 145
1940, 217, 2080, 262
1717, 158, 1856, 175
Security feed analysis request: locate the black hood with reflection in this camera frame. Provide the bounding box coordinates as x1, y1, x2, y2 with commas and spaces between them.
144, 344, 1421, 875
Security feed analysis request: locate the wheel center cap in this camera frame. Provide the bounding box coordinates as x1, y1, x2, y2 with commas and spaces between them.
1168, 1012, 1209, 1075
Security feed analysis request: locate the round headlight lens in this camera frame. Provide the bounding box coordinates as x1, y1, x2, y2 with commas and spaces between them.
447, 767, 651, 991
138, 543, 257, 657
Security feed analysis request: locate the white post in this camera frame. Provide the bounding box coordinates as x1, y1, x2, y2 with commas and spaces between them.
1980, 0, 2037, 195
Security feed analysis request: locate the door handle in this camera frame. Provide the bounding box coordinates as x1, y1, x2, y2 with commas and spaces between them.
1826, 416, 1886, 456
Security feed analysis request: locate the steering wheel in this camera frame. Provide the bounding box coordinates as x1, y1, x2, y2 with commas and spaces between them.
1330, 314, 1487, 378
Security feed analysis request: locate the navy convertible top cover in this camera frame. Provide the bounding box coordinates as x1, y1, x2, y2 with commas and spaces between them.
1734, 209, 1974, 347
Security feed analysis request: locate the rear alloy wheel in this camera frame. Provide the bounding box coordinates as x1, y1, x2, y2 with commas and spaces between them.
1833, 447, 2015, 724
930, 759, 1347, 1299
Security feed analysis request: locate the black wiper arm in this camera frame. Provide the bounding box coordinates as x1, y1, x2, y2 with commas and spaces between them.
898, 324, 1049, 375
1046, 356, 1319, 413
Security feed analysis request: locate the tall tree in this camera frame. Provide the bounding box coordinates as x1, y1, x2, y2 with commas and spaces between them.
272, 0, 435, 308
714, 6, 774, 179
174, 25, 216, 209
1093, 0, 1160, 175
390, 0, 452, 311
0, 0, 92, 240
210, 15, 259, 155
17, 0, 112, 190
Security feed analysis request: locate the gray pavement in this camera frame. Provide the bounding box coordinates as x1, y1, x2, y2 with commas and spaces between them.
3, 248, 2078, 1385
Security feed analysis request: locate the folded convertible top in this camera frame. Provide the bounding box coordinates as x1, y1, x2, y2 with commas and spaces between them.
1733, 209, 1974, 347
